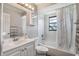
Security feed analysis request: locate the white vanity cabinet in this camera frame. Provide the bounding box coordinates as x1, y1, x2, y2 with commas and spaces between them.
19, 42, 36, 56
3, 41, 36, 56
19, 45, 35, 56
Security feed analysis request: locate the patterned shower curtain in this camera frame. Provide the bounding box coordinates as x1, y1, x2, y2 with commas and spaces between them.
57, 5, 75, 50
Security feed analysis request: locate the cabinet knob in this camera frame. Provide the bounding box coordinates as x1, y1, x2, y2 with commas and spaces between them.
21, 49, 24, 51
24, 48, 27, 50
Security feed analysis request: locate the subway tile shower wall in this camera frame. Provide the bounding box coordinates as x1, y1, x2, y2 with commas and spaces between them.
27, 18, 38, 38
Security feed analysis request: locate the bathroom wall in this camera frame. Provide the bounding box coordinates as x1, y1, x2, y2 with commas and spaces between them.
0, 3, 2, 55
37, 15, 44, 43
75, 4, 79, 54
3, 4, 24, 37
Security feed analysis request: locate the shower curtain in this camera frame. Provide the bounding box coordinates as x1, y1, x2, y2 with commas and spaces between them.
57, 5, 75, 51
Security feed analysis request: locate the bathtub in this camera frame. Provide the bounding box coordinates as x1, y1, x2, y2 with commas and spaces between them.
40, 40, 75, 56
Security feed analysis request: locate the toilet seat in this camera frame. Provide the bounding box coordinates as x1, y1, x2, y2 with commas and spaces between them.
36, 46, 48, 52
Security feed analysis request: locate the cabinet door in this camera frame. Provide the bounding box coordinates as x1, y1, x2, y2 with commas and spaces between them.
24, 48, 28, 56
27, 45, 35, 56
20, 48, 28, 56
20, 49, 25, 56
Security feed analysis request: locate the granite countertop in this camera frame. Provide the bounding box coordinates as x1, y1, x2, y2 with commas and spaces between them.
3, 37, 38, 52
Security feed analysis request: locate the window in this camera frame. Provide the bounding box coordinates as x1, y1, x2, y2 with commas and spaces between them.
49, 16, 57, 31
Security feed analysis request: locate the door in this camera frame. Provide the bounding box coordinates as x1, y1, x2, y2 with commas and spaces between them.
3, 13, 10, 38
20, 45, 34, 56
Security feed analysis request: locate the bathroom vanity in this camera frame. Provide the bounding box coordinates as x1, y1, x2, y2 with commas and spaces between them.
2, 37, 36, 56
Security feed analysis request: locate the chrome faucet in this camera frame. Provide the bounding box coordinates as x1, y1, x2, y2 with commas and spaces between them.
13, 37, 19, 41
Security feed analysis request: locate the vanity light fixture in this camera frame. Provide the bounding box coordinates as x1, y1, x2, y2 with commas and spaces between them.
25, 4, 34, 10
18, 3, 35, 11
32, 7, 34, 10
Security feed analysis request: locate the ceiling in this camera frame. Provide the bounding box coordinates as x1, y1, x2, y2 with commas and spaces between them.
35, 3, 55, 10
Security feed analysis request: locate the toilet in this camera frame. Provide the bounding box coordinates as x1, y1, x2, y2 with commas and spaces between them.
36, 45, 48, 55
35, 38, 48, 55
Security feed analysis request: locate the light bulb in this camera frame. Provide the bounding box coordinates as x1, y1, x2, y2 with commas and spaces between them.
22, 3, 25, 4
28, 5, 32, 8
25, 4, 29, 6
32, 7, 34, 10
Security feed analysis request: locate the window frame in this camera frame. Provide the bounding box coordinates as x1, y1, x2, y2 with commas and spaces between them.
49, 16, 57, 31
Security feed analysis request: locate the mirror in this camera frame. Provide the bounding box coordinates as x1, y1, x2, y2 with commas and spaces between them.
3, 3, 26, 39
2, 3, 38, 39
